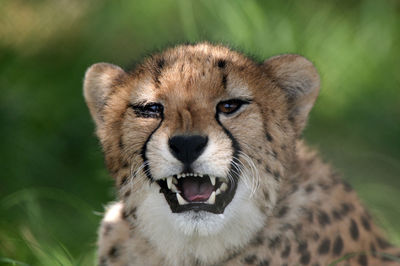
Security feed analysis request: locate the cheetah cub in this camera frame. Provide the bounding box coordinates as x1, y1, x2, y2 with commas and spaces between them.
84, 43, 399, 265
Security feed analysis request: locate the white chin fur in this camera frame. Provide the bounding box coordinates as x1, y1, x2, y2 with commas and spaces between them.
136, 179, 265, 264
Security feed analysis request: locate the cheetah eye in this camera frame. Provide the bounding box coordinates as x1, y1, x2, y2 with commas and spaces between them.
131, 102, 164, 118
216, 99, 250, 115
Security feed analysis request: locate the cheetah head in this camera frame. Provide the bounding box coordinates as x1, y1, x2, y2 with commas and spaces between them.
84, 43, 319, 255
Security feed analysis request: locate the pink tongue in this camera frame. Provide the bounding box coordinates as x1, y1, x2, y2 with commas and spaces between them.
181, 177, 214, 202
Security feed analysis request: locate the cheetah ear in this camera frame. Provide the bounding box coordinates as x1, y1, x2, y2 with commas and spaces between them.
83, 63, 126, 127
263, 54, 320, 135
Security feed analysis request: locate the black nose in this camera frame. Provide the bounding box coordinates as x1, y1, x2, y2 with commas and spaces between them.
168, 135, 208, 165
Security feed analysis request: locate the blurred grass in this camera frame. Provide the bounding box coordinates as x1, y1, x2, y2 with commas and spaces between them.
0, 0, 399, 265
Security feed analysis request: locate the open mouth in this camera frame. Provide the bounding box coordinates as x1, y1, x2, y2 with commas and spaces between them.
157, 173, 237, 214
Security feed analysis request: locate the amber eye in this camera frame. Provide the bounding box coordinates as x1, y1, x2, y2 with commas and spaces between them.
216, 99, 249, 115
131, 103, 164, 118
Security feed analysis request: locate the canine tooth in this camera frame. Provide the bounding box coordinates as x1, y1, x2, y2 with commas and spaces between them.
210, 176, 216, 186
220, 183, 228, 192
176, 193, 188, 205
216, 188, 221, 195
177, 174, 181, 179
167, 177, 173, 189
171, 184, 179, 192
207, 191, 216, 204
172, 178, 178, 185
199, 174, 203, 177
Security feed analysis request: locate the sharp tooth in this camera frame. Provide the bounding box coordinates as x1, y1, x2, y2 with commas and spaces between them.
199, 174, 203, 177
172, 178, 178, 185
177, 174, 181, 179
176, 193, 188, 205
167, 177, 173, 189
182, 173, 186, 178
171, 184, 179, 192
210, 176, 216, 186
215, 188, 221, 195
220, 183, 228, 192
207, 191, 216, 204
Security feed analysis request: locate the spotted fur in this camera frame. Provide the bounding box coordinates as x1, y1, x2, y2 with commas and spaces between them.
84, 43, 399, 265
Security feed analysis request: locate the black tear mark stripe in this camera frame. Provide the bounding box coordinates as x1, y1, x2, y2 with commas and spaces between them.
141, 114, 165, 181
214, 112, 241, 192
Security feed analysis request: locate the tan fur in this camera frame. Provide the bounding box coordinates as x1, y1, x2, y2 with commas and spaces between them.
84, 43, 399, 265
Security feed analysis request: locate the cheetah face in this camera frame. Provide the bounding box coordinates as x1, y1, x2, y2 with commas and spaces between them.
84, 44, 319, 238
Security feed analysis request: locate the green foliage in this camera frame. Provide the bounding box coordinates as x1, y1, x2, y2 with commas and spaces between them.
1, 0, 399, 265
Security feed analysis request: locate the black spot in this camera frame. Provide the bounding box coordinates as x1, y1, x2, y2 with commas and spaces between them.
305, 184, 314, 193
264, 191, 270, 201
361, 216, 371, 231
108, 245, 119, 259
119, 138, 124, 150
273, 171, 280, 181
243, 254, 257, 264
99, 256, 107, 266
299, 251, 311, 265
157, 58, 165, 69
342, 181, 353, 192
376, 236, 392, 249
288, 115, 295, 124
350, 219, 359, 241
358, 254, 368, 266
332, 209, 342, 220
281, 244, 291, 258
120, 175, 128, 187
266, 132, 273, 142
312, 232, 320, 241
268, 236, 281, 250
318, 182, 331, 190
297, 241, 308, 253
304, 209, 313, 223
340, 203, 353, 215
265, 166, 272, 174
122, 161, 129, 169
251, 234, 264, 246
370, 243, 377, 257
318, 210, 331, 227
153, 58, 165, 86
222, 74, 227, 89
258, 260, 269, 266
281, 144, 287, 150
103, 223, 113, 236
295, 223, 303, 233
277, 206, 289, 218
122, 207, 137, 220
123, 190, 131, 199
333, 235, 344, 256
217, 59, 226, 68
318, 238, 331, 255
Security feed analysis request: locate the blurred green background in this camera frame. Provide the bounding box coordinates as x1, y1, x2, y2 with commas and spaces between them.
1, 0, 399, 265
